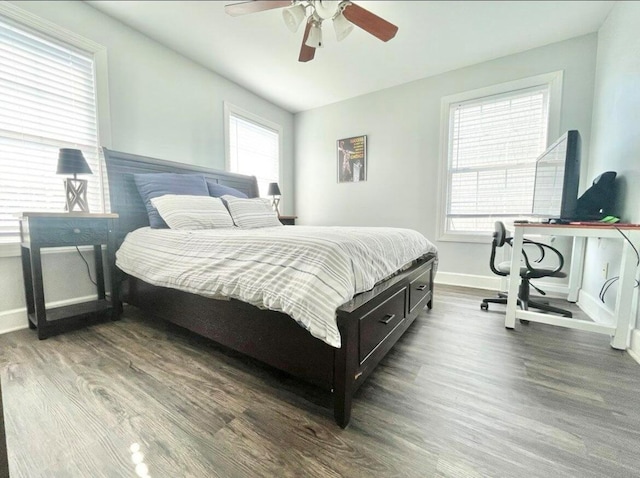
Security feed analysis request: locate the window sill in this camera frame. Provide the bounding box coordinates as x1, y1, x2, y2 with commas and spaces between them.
438, 232, 493, 244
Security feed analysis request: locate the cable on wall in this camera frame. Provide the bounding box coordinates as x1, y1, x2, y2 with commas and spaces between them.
598, 227, 640, 304
75, 246, 97, 286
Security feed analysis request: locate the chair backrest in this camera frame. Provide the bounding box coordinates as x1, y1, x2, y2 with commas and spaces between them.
489, 221, 509, 276
488, 220, 565, 279
493, 221, 507, 248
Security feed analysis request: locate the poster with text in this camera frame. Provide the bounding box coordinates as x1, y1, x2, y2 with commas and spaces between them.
337, 135, 367, 183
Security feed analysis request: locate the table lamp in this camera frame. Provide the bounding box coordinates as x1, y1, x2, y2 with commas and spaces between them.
268, 182, 281, 216
57, 148, 92, 212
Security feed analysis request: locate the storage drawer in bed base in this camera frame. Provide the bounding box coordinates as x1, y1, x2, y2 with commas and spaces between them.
334, 254, 436, 427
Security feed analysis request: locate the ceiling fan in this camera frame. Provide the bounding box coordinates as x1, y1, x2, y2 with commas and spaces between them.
224, 1, 399, 62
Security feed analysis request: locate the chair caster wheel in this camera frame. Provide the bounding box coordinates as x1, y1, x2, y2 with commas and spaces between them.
481, 303, 488, 311
520, 319, 530, 325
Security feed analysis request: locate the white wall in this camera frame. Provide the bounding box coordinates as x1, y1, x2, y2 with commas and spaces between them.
579, 2, 640, 352
294, 35, 598, 281
0, 1, 294, 334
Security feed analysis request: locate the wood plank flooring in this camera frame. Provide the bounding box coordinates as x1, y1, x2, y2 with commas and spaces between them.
1, 285, 640, 477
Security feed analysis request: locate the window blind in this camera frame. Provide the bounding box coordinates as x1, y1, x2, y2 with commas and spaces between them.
228, 113, 279, 197
0, 16, 102, 239
446, 86, 549, 233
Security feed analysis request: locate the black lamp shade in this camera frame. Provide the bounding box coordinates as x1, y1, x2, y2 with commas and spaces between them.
268, 182, 281, 196
57, 148, 92, 175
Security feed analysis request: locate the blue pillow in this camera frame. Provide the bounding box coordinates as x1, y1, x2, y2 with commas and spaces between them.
207, 180, 248, 199
134, 173, 209, 228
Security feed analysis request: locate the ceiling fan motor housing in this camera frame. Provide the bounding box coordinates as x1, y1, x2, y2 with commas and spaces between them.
313, 0, 343, 20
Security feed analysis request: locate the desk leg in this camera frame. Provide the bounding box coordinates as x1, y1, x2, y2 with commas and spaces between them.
505, 229, 524, 329
611, 241, 636, 350
567, 236, 586, 303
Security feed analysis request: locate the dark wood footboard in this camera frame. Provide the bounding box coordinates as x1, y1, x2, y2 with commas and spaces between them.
122, 254, 435, 428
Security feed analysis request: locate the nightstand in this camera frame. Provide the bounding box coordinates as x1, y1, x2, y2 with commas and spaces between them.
278, 215, 297, 226
20, 212, 120, 339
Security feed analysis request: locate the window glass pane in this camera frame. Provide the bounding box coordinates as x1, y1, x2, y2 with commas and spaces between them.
228, 113, 279, 197
0, 16, 102, 239
446, 85, 549, 234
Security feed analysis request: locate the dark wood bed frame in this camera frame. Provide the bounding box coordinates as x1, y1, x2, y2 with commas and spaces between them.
103, 148, 436, 428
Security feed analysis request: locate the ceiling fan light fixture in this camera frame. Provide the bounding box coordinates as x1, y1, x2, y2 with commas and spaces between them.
332, 11, 353, 41
282, 4, 306, 33
305, 21, 323, 48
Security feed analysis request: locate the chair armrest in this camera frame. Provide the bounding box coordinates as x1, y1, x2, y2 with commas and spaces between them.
507, 238, 565, 276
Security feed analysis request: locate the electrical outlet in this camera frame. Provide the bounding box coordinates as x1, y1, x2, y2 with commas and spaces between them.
601, 262, 609, 279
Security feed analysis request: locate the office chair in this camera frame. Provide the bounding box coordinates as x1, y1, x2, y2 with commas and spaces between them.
481, 221, 572, 318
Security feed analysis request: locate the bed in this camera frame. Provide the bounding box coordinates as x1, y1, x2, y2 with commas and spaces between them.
104, 148, 437, 428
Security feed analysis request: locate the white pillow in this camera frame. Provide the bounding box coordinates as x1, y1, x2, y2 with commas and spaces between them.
222, 195, 283, 229
150, 195, 234, 229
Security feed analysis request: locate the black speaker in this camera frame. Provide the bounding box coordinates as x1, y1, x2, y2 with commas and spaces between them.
575, 171, 617, 220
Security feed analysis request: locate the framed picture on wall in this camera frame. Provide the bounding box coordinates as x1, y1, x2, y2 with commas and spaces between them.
337, 135, 367, 183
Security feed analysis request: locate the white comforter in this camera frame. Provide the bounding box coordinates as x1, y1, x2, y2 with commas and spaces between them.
116, 226, 437, 347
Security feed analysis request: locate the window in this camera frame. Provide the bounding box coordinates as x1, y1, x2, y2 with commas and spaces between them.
224, 103, 281, 197
0, 13, 105, 240
439, 72, 562, 241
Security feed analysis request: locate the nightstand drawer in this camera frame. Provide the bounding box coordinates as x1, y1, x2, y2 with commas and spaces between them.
23, 217, 109, 246
359, 288, 406, 361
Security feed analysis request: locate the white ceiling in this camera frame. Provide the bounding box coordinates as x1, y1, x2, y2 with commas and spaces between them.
87, 1, 614, 113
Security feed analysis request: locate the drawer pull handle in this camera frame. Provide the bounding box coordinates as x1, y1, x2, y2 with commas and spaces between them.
73, 228, 81, 234
416, 284, 427, 291
379, 314, 395, 325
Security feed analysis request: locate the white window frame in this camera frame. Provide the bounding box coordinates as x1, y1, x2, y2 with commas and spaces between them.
436, 71, 563, 243
0, 2, 111, 257
223, 101, 283, 198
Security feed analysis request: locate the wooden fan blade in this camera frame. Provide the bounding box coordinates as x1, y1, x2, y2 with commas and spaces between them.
298, 21, 316, 62
225, 1, 292, 17
342, 3, 398, 42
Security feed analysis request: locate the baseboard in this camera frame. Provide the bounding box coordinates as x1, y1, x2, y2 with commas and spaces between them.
0, 294, 98, 335
434, 271, 569, 296
629, 330, 640, 365
0, 308, 29, 335
434, 272, 501, 290
577, 289, 615, 326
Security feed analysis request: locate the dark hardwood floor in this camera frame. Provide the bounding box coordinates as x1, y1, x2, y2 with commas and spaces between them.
1, 285, 640, 477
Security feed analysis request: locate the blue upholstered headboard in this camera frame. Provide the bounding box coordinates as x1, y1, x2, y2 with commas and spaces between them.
103, 147, 259, 243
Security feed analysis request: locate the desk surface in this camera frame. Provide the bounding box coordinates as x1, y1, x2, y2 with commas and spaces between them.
514, 222, 640, 230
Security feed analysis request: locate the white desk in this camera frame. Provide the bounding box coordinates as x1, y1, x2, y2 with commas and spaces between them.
505, 223, 640, 350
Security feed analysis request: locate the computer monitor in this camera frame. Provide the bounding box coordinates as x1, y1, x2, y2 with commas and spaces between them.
532, 130, 581, 221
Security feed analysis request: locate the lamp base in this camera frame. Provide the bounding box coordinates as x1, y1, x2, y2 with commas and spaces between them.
64, 178, 90, 212
271, 197, 281, 216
